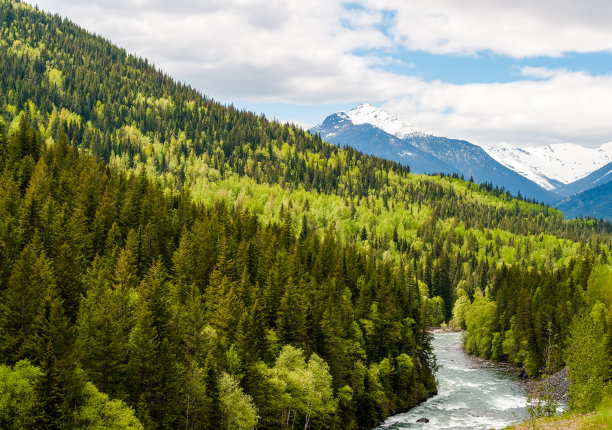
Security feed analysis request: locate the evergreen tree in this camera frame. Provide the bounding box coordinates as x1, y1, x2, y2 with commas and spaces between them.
0, 238, 56, 362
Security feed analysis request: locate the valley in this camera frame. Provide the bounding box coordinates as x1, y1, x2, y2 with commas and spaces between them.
0, 1, 610, 429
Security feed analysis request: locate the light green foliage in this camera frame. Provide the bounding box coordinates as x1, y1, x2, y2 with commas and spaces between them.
45, 68, 63, 90
464, 291, 498, 359
502, 329, 517, 363
8, 39, 42, 59
0, 362, 141, 429
178, 363, 209, 430
566, 311, 610, 412
258, 345, 336, 429
0, 360, 41, 429
395, 353, 414, 396
419, 282, 445, 326
449, 288, 470, 329
377, 358, 393, 398
226, 344, 244, 381
590, 301, 608, 329
219, 372, 259, 430
518, 344, 540, 378
76, 382, 143, 429
586, 264, 612, 309
396, 354, 413, 377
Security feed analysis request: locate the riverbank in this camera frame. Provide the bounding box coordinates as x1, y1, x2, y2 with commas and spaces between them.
523, 368, 569, 404
505, 393, 612, 429
466, 354, 569, 404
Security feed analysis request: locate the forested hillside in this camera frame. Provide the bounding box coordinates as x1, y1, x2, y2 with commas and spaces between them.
0, 117, 438, 428
0, 1, 611, 429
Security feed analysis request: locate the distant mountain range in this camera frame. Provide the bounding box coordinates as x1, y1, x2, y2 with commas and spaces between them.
311, 104, 561, 204
311, 104, 612, 220
484, 142, 612, 196
482, 141, 612, 221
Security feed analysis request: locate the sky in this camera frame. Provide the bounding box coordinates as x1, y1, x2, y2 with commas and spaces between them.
31, 0, 612, 149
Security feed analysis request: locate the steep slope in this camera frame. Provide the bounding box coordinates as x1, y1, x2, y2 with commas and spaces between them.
313, 105, 561, 204
485, 142, 612, 193
557, 180, 612, 220
557, 160, 612, 197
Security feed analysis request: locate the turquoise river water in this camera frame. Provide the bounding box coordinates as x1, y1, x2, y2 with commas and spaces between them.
376, 332, 528, 430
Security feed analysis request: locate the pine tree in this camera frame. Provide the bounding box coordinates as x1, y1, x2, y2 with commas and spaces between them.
31, 344, 63, 430
53, 242, 83, 323
140, 260, 173, 343
26, 295, 84, 427
0, 238, 56, 362
181, 283, 207, 363
276, 281, 306, 346
76, 258, 133, 399
127, 300, 161, 423
203, 353, 222, 429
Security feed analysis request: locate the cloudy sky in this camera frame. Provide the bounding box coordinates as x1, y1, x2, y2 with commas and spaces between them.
32, 0, 612, 148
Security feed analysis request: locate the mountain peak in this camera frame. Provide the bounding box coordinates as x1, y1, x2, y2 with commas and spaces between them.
485, 142, 612, 188
340, 103, 425, 139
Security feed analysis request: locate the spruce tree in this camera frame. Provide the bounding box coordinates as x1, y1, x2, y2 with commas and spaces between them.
0, 238, 56, 362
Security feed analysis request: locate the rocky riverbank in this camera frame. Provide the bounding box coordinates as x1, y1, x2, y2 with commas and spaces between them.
524, 368, 570, 404
465, 352, 569, 404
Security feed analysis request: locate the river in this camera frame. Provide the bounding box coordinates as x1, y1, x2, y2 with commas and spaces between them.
376, 332, 528, 430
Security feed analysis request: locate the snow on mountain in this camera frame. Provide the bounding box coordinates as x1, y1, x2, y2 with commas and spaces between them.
311, 104, 561, 204
343, 103, 425, 139
310, 110, 457, 176
485, 142, 612, 190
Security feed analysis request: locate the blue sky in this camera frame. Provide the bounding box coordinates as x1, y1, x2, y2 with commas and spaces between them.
359, 50, 612, 84
31, 0, 612, 148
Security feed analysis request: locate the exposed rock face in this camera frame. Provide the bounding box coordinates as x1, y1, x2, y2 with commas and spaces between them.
416, 417, 429, 423
526, 368, 570, 404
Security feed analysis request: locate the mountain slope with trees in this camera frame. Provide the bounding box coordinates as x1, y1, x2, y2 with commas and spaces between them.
0, 1, 611, 428
0, 114, 438, 428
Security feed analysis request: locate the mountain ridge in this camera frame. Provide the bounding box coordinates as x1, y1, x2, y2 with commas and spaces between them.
312, 111, 457, 175
556, 160, 612, 198
312, 104, 561, 204
485, 141, 612, 194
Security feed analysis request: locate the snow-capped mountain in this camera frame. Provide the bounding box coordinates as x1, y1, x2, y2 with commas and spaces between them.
311, 104, 561, 204
311, 110, 456, 175
342, 103, 425, 139
485, 142, 612, 193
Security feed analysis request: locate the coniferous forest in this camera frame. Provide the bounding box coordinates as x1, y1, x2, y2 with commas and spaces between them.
0, 1, 610, 429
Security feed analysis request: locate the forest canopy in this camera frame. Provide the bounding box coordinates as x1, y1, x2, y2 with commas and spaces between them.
0, 0, 611, 428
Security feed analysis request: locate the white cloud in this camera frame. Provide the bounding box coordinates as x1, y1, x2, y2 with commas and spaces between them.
365, 0, 612, 58
30, 0, 612, 148
518, 67, 565, 79
33, 0, 397, 102
384, 70, 612, 147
